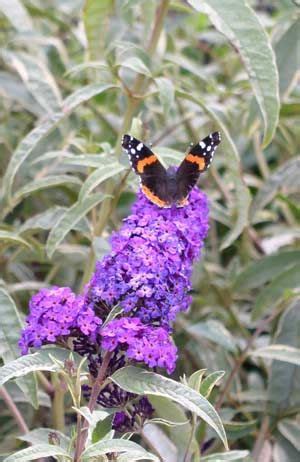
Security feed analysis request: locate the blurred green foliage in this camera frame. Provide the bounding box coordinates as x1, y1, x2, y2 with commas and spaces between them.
0, 0, 299, 461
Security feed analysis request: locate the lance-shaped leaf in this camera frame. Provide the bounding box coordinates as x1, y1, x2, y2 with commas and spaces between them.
278, 419, 300, 452
252, 263, 300, 319
82, 439, 159, 461
0, 288, 37, 407
187, 0, 279, 147
201, 450, 249, 461
2, 83, 117, 201
275, 18, 300, 98
0, 230, 31, 249
268, 299, 300, 416
0, 347, 82, 387
251, 345, 300, 366
46, 193, 109, 258
234, 250, 300, 291
83, 0, 114, 60
3, 444, 71, 462
2, 50, 62, 112
0, 0, 33, 32
186, 320, 237, 353
250, 157, 300, 221
79, 163, 125, 201
111, 366, 228, 449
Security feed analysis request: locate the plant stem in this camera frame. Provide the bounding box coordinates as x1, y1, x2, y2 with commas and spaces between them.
73, 351, 113, 462
52, 374, 65, 432
215, 306, 283, 412
252, 415, 270, 460
183, 415, 197, 462
0, 386, 29, 434
37, 371, 55, 397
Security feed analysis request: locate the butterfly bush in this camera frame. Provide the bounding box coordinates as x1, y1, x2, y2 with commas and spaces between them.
19, 186, 209, 431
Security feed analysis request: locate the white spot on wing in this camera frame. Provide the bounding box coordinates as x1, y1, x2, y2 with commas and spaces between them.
207, 146, 211, 151
137, 143, 143, 151
200, 141, 206, 149
131, 148, 136, 154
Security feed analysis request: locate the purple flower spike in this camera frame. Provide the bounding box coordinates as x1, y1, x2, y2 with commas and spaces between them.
86, 187, 209, 330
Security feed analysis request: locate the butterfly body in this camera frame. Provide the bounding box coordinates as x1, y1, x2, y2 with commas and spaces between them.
122, 132, 221, 208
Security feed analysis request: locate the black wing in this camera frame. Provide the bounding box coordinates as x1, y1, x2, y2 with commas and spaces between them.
175, 132, 221, 205
122, 134, 170, 207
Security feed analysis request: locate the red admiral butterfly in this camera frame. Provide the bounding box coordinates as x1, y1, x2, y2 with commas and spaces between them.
122, 132, 221, 208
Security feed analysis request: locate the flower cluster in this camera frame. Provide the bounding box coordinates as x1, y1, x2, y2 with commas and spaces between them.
19, 286, 101, 354
83, 187, 209, 373
86, 188, 208, 322
101, 317, 177, 374
112, 397, 155, 432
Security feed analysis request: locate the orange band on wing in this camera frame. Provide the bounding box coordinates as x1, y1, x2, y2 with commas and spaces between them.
142, 185, 168, 208
137, 155, 157, 173
186, 154, 206, 170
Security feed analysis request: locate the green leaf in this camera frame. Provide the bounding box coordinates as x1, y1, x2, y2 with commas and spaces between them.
82, 439, 159, 461
0, 347, 81, 387
83, 0, 114, 60
19, 206, 90, 235
2, 50, 62, 112
0, 230, 31, 249
275, 19, 300, 98
0, 0, 33, 32
0, 288, 37, 407
187, 0, 279, 146
79, 164, 125, 201
268, 299, 300, 416
66, 61, 111, 76
62, 153, 115, 168
120, 57, 152, 77
224, 420, 257, 440
186, 320, 237, 353
278, 419, 300, 452
15, 175, 81, 201
200, 371, 225, 398
19, 428, 71, 451
252, 263, 300, 319
234, 250, 300, 291
2, 83, 117, 201
188, 369, 207, 391
251, 345, 300, 366
92, 415, 114, 444
201, 450, 250, 461
155, 77, 175, 117
46, 193, 109, 258
274, 434, 300, 462
0, 71, 43, 116
148, 396, 193, 461
111, 366, 228, 449
250, 157, 300, 220
177, 90, 251, 249
3, 444, 71, 462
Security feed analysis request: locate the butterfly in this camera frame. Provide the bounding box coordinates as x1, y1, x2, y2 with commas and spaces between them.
122, 132, 221, 208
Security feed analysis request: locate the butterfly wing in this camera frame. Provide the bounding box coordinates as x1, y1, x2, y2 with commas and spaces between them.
175, 131, 221, 205
122, 134, 170, 207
